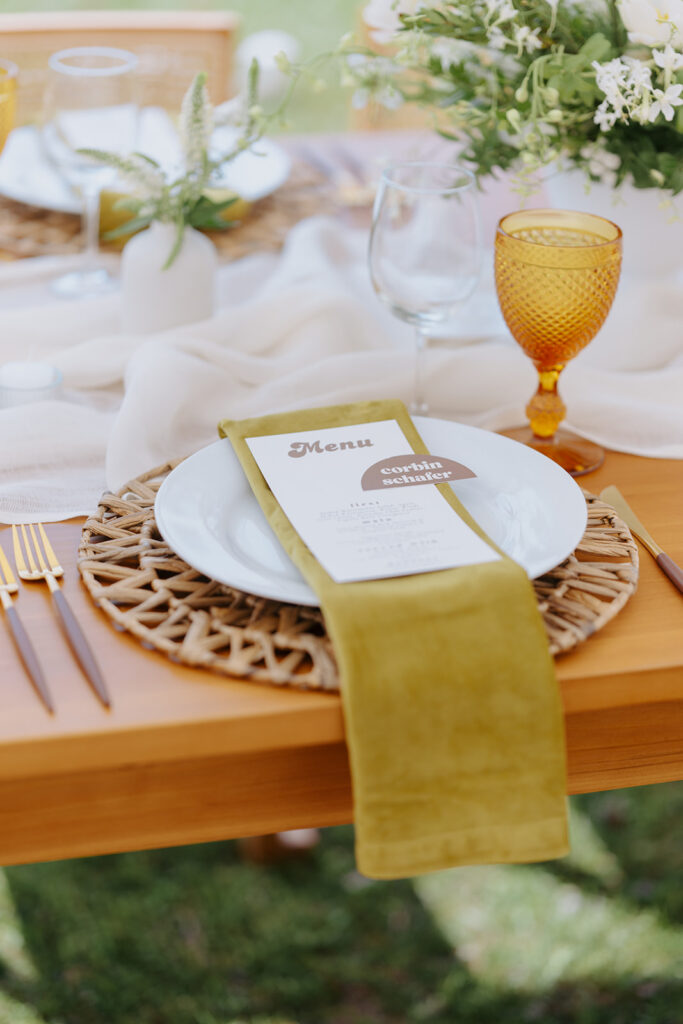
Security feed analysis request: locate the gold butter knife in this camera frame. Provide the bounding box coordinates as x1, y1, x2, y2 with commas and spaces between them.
600, 485, 683, 596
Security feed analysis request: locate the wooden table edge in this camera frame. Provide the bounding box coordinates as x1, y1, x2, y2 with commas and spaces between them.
0, 451, 681, 865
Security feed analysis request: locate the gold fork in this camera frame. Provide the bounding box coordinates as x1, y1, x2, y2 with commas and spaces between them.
0, 539, 54, 713
12, 524, 111, 708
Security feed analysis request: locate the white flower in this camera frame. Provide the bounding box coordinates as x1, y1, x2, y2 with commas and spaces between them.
594, 101, 619, 130
648, 82, 683, 119
345, 53, 400, 86
345, 53, 402, 108
488, 25, 508, 50
362, 0, 422, 44
377, 84, 404, 108
593, 58, 628, 90
592, 58, 628, 110
179, 73, 212, 171
618, 0, 683, 48
623, 56, 653, 89
580, 143, 620, 183
486, 0, 516, 23
653, 43, 683, 69
593, 55, 656, 125
514, 25, 543, 54
431, 37, 468, 70
346, 53, 397, 75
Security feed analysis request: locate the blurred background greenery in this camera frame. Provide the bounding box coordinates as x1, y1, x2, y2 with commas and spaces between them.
1, 0, 362, 132
1, 786, 682, 1024
1, 3, 682, 1022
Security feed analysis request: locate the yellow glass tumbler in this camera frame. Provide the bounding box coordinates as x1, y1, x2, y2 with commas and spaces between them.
0, 60, 18, 156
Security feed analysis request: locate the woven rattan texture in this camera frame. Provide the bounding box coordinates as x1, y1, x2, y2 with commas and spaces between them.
78, 461, 639, 691
0, 161, 335, 261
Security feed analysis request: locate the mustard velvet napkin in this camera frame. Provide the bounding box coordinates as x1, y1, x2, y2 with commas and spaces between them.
219, 400, 569, 879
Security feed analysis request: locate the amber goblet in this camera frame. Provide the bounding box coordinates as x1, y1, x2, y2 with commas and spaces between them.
494, 209, 622, 476
0, 60, 18, 156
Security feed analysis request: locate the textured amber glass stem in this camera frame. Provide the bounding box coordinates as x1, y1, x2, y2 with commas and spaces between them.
526, 366, 567, 440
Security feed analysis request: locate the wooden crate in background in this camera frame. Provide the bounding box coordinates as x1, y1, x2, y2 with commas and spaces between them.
0, 10, 240, 124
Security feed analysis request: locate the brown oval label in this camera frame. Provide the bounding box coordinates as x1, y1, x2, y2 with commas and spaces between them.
360, 454, 476, 491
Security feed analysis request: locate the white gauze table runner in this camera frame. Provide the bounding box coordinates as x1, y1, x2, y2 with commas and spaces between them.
0, 216, 682, 524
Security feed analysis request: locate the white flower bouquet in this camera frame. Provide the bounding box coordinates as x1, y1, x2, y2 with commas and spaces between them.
342, 0, 683, 193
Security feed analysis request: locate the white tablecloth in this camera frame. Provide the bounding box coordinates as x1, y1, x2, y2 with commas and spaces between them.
0, 217, 681, 524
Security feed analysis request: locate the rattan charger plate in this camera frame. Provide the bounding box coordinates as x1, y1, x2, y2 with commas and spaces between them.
78, 461, 639, 691
0, 161, 334, 261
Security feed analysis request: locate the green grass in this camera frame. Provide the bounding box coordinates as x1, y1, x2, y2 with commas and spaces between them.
0, 783, 682, 1024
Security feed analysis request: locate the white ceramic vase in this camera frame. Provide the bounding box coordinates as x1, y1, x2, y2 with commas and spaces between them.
121, 221, 216, 333
545, 169, 683, 279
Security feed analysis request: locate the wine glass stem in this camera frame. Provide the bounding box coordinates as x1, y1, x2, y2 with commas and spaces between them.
527, 366, 567, 441
82, 183, 101, 271
412, 326, 429, 416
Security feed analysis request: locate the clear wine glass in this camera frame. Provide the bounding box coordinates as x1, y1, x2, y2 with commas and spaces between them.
368, 161, 481, 416
42, 46, 138, 298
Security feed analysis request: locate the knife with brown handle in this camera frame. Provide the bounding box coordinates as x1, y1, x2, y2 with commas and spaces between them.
600, 486, 683, 595
0, 540, 54, 713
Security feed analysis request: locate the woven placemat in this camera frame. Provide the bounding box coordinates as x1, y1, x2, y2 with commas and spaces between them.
77, 460, 639, 691
0, 161, 335, 261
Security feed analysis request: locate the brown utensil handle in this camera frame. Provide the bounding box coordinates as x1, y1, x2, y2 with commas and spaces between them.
656, 553, 683, 596
5, 605, 55, 713
51, 589, 111, 708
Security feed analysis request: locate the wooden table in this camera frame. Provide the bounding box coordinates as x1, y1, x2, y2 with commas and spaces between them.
0, 451, 681, 867
1, 129, 681, 865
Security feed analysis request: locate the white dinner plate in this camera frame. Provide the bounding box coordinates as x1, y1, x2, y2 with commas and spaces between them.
0, 109, 291, 213
154, 418, 588, 607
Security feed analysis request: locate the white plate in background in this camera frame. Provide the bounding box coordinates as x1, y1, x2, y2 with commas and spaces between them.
0, 108, 291, 213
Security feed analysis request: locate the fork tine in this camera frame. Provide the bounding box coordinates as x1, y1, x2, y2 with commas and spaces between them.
38, 523, 63, 575
11, 525, 108, 708
0, 541, 15, 587
21, 524, 39, 574
29, 524, 48, 574
12, 525, 27, 576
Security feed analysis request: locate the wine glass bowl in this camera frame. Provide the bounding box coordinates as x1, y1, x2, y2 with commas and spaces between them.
42, 46, 138, 297
43, 48, 137, 181
369, 161, 481, 415
494, 209, 622, 476
0, 60, 18, 157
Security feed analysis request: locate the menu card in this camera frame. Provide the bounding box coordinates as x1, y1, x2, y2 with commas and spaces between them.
246, 418, 500, 584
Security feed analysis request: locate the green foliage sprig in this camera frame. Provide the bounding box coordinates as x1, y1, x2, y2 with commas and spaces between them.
79, 64, 279, 267
337, 0, 683, 196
